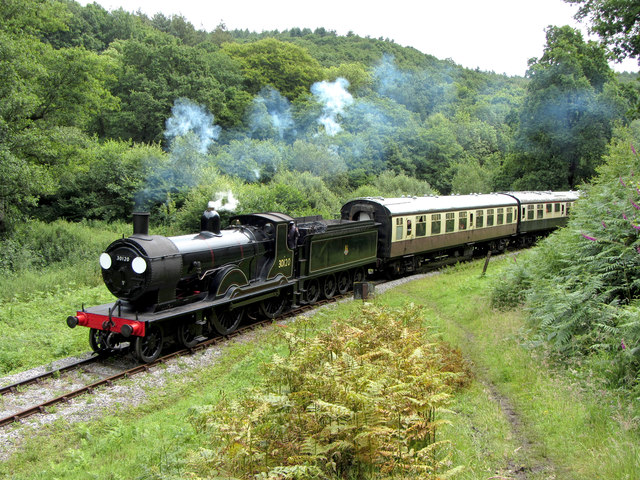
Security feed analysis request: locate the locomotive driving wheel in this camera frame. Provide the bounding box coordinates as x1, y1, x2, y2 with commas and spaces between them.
260, 294, 287, 319
323, 274, 337, 299
134, 325, 164, 363
210, 306, 244, 335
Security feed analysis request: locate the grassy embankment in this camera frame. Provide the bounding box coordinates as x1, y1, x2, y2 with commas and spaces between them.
0, 220, 167, 374
1, 256, 639, 478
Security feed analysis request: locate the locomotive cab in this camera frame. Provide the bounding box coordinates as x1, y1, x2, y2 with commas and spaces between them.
228, 212, 296, 281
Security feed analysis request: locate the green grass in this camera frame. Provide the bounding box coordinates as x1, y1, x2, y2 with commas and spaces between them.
1, 257, 638, 479
379, 258, 640, 479
0, 220, 132, 374
0, 282, 113, 375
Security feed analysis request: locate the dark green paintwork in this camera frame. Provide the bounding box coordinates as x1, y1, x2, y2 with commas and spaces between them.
308, 230, 377, 275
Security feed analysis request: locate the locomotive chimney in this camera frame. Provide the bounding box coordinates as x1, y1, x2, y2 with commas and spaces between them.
201, 202, 221, 234
132, 212, 150, 236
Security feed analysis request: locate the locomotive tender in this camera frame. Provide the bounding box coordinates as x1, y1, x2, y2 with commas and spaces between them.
67, 191, 578, 362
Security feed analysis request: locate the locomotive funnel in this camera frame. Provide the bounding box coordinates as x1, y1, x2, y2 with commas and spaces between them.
201, 204, 221, 234
133, 212, 150, 236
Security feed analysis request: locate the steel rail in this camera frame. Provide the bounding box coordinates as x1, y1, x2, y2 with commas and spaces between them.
0, 355, 102, 396
0, 295, 346, 428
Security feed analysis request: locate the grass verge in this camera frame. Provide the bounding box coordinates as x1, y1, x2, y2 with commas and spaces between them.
1, 256, 638, 479
382, 258, 640, 479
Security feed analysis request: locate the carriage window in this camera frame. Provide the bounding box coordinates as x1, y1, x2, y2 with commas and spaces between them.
506, 207, 513, 223
431, 214, 441, 235
487, 209, 494, 227
395, 217, 403, 240
555, 203, 561, 212
546, 204, 553, 213
407, 219, 412, 236
527, 205, 535, 220
458, 211, 467, 230
497, 208, 504, 225
446, 212, 455, 233
566, 203, 571, 216
416, 215, 427, 237
476, 210, 484, 228
537, 204, 544, 219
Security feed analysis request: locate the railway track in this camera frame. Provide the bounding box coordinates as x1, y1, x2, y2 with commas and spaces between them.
0, 254, 502, 430
0, 295, 344, 429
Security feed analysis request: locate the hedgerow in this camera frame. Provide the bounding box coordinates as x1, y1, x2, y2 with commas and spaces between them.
491, 122, 640, 391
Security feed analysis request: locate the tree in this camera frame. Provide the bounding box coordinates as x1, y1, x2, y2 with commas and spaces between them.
0, 2, 119, 230
97, 29, 250, 143
352, 170, 434, 198
566, 0, 640, 63
223, 38, 324, 100
504, 26, 626, 190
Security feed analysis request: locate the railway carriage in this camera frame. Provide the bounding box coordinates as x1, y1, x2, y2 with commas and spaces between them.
341, 191, 578, 277
504, 191, 577, 235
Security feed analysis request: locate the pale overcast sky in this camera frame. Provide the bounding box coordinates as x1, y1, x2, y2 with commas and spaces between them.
78, 0, 638, 76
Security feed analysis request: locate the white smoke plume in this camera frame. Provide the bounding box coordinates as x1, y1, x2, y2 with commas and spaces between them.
249, 87, 294, 140
165, 98, 221, 153
208, 190, 239, 212
311, 78, 353, 136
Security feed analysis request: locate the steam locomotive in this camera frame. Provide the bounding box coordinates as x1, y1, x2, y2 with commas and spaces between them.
67, 191, 578, 362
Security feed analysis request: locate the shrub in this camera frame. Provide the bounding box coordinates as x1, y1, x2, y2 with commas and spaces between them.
490, 123, 640, 389
187, 304, 470, 479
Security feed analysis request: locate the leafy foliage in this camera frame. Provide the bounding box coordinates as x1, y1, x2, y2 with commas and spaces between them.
567, 0, 640, 62
223, 38, 325, 100
0, 0, 636, 235
492, 121, 640, 390
500, 26, 626, 190
187, 304, 470, 479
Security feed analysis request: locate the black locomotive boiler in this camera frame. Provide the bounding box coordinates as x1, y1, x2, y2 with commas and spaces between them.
67, 191, 578, 362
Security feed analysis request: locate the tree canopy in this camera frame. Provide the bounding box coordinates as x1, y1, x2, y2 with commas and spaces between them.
0, 0, 638, 233
498, 26, 628, 190
567, 0, 640, 63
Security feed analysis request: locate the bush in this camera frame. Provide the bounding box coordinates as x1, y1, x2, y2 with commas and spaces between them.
187, 304, 470, 479
490, 122, 640, 388
0, 218, 128, 279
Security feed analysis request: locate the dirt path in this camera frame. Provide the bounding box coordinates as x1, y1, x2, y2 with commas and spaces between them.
479, 376, 557, 480
459, 323, 563, 480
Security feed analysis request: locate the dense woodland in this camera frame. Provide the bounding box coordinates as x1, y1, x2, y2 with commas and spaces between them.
2, 0, 640, 393
2, 0, 639, 236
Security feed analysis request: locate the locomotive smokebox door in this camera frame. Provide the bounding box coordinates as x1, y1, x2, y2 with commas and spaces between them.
354, 282, 375, 300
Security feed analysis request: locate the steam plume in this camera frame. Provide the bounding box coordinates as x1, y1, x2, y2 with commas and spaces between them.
165, 98, 221, 153
311, 78, 353, 136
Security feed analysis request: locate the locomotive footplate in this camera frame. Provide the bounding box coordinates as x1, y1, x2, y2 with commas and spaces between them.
67, 277, 295, 337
